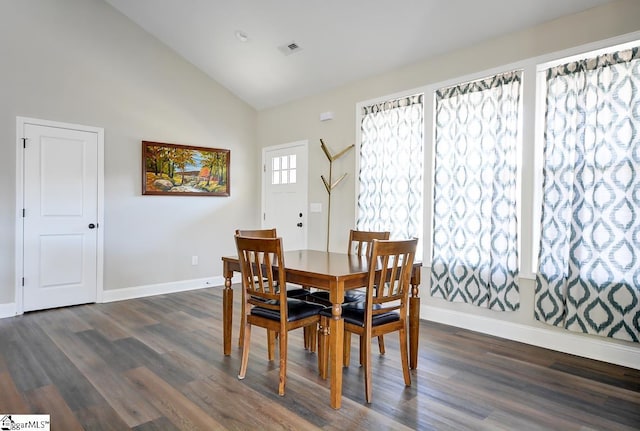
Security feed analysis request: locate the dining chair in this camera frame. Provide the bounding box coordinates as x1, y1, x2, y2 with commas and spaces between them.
307, 229, 390, 361
318, 238, 417, 403
235, 235, 324, 396
235, 229, 312, 354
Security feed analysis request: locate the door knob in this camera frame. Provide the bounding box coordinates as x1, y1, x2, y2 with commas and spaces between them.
297, 222, 303, 227
88, 223, 96, 229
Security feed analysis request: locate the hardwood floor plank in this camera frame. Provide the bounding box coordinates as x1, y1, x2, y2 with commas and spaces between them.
23, 384, 84, 431
0, 354, 8, 374
44, 328, 162, 427
16, 316, 108, 411
74, 404, 132, 431
138, 323, 215, 362
132, 417, 180, 431
124, 366, 227, 431
550, 360, 640, 392
0, 372, 30, 412
182, 376, 323, 430
114, 337, 199, 388
0, 320, 51, 392
73, 305, 131, 341
75, 330, 142, 372
447, 366, 633, 430
98, 302, 159, 328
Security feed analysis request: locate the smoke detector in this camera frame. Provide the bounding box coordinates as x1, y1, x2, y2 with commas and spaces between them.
278, 41, 302, 56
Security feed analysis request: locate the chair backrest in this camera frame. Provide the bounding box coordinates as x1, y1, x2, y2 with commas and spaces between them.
366, 238, 417, 323
235, 235, 287, 317
235, 228, 277, 238
348, 229, 390, 257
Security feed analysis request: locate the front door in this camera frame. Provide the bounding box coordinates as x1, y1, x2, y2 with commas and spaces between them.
263, 141, 308, 250
20, 119, 102, 312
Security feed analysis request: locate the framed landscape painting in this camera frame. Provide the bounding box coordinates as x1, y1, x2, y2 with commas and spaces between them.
142, 141, 230, 196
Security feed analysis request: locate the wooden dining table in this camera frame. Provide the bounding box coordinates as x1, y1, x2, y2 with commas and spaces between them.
221, 249, 422, 409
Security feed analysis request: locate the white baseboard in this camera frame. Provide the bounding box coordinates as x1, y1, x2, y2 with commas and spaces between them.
0, 275, 238, 319
0, 302, 17, 318
422, 305, 640, 370
101, 275, 237, 303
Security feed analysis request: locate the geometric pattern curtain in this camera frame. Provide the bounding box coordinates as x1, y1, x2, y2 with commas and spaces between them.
535, 47, 640, 342
430, 71, 521, 311
358, 94, 424, 258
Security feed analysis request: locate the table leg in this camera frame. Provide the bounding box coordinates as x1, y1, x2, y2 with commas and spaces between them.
223, 274, 233, 356
409, 283, 420, 369
329, 301, 344, 409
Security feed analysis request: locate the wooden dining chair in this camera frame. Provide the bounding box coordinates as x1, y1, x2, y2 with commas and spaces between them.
307, 229, 390, 360
318, 238, 417, 403
235, 229, 309, 300
235, 229, 312, 354
235, 235, 324, 396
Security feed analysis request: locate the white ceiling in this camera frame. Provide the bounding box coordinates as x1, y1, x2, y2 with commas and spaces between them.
105, 0, 615, 110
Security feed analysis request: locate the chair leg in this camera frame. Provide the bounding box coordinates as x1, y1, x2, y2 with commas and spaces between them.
309, 324, 317, 353
360, 335, 365, 366
363, 333, 372, 403
238, 308, 245, 348
399, 327, 411, 386
377, 335, 386, 355
318, 316, 329, 379
278, 330, 287, 396
302, 326, 311, 350
238, 323, 251, 379
343, 332, 351, 366
267, 330, 276, 361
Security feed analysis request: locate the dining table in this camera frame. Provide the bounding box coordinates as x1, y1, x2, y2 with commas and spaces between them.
221, 249, 422, 409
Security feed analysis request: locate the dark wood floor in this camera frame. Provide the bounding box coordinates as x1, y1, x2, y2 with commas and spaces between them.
0, 287, 638, 431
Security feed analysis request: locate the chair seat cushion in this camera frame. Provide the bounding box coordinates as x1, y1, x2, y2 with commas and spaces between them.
284, 287, 311, 298
320, 301, 399, 327
251, 284, 310, 302
251, 298, 324, 322
307, 289, 365, 305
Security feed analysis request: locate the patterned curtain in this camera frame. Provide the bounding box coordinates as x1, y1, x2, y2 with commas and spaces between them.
357, 94, 424, 256
535, 47, 640, 342
430, 71, 521, 311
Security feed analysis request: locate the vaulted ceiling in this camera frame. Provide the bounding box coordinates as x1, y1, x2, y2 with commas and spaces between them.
105, 0, 616, 110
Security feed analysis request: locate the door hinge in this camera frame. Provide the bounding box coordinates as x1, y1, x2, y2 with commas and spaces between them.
263, 213, 266, 221
21, 137, 27, 148
22, 208, 25, 218
22, 277, 24, 286
263, 164, 266, 173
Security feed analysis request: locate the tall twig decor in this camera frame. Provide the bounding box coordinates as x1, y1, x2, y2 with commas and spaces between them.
320, 138, 354, 251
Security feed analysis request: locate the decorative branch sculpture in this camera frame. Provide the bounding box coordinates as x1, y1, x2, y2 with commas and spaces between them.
320, 138, 354, 251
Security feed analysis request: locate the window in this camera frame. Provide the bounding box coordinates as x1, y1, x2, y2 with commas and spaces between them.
430, 70, 522, 311
271, 154, 296, 185
357, 94, 424, 258
535, 45, 640, 342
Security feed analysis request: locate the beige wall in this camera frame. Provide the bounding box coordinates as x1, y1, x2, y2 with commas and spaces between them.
257, 0, 640, 356
0, 0, 259, 305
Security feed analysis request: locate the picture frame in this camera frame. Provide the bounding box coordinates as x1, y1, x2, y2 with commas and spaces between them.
142, 141, 230, 196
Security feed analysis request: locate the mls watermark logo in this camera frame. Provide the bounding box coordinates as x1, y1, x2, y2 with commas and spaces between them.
0, 415, 50, 431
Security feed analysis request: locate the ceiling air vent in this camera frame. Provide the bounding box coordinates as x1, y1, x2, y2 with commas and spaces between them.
278, 41, 302, 56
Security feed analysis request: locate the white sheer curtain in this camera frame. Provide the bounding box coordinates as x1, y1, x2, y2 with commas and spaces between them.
430, 71, 521, 311
535, 47, 640, 342
357, 94, 424, 257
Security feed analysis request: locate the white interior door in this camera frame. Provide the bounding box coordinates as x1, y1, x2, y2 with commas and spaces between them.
20, 121, 101, 312
263, 141, 308, 250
